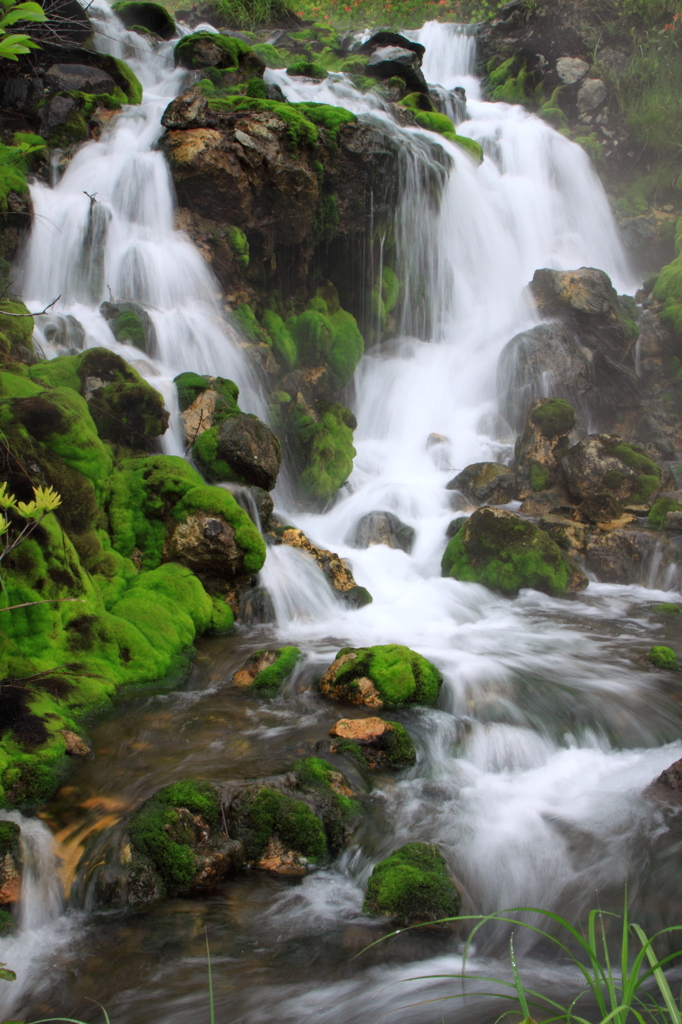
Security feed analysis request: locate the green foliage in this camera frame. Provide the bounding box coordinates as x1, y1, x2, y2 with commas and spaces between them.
128, 779, 221, 891
210, 0, 298, 28
655, 602, 682, 614
0, 820, 20, 856
0, 908, 14, 936
442, 508, 576, 596
251, 42, 287, 67
648, 645, 678, 669
331, 644, 442, 707
250, 646, 301, 696
286, 60, 327, 79
647, 496, 681, 528
232, 785, 327, 861
0, 0, 46, 62
0, 134, 45, 211
363, 842, 461, 925
530, 398, 576, 438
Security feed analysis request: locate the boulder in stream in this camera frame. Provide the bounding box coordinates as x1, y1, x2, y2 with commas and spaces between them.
112, 0, 176, 38
194, 412, 282, 490
366, 46, 429, 94
328, 717, 416, 769
348, 511, 415, 553
232, 646, 301, 696
441, 506, 588, 596
446, 462, 515, 505
515, 398, 575, 499
530, 267, 638, 356
363, 842, 461, 926
267, 524, 372, 607
320, 645, 442, 708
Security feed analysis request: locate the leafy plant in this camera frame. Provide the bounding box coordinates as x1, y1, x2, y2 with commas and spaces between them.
0, 0, 47, 60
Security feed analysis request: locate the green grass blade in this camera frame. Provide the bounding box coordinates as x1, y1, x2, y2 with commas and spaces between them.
205, 928, 214, 1024
632, 923, 682, 1024
509, 933, 530, 1019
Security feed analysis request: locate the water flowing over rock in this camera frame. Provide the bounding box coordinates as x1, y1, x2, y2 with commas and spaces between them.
530, 267, 637, 356
446, 461, 515, 505
363, 842, 461, 926
347, 511, 415, 553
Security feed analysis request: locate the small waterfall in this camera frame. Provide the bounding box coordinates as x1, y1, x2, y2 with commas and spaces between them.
0, 812, 67, 1017
258, 544, 343, 626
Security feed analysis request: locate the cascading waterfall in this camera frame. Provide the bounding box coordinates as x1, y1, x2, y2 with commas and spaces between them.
6, 10, 682, 1024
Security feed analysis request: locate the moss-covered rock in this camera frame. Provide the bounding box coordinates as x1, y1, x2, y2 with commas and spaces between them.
320, 644, 442, 709
228, 783, 328, 870
652, 216, 682, 337
270, 394, 356, 504
128, 779, 243, 894
0, 299, 34, 359
293, 756, 361, 855
192, 412, 282, 490
441, 506, 588, 596
515, 398, 575, 500
363, 842, 461, 926
647, 496, 682, 529
648, 646, 678, 670
100, 301, 157, 355
112, 1, 175, 38
287, 60, 326, 79
0, 820, 20, 915
328, 717, 416, 770
560, 434, 664, 508
654, 603, 682, 615
446, 462, 515, 506
174, 32, 264, 77
232, 646, 301, 696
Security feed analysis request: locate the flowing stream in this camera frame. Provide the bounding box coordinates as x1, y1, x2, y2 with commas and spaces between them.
3, 9, 682, 1023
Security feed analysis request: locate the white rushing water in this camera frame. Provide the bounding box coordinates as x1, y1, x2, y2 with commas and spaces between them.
5, 8, 679, 1022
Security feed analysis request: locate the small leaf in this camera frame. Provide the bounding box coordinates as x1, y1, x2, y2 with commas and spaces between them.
0, 967, 16, 981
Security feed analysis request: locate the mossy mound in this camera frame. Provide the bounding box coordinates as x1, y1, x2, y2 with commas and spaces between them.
293, 756, 361, 854
441, 507, 587, 596
112, 1, 175, 38
128, 780, 230, 892
648, 646, 679, 670
0, 821, 20, 857
287, 61, 326, 79
174, 371, 240, 418
229, 784, 327, 864
530, 398, 575, 438
363, 842, 461, 926
320, 644, 442, 708
647, 497, 682, 529
174, 32, 262, 73
654, 603, 682, 615
192, 412, 282, 490
653, 217, 682, 336
270, 395, 356, 504
409, 109, 483, 163
233, 646, 301, 696
0, 299, 34, 357
29, 347, 168, 449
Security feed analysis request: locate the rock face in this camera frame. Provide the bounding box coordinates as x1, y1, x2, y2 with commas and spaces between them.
441, 506, 588, 596
328, 717, 416, 770
232, 646, 301, 696
348, 511, 415, 553
268, 525, 372, 607
515, 398, 575, 499
363, 842, 461, 926
447, 462, 515, 505
211, 413, 282, 490
45, 63, 116, 93
320, 645, 442, 708
530, 268, 637, 356
366, 46, 428, 94
555, 57, 589, 85
560, 435, 665, 508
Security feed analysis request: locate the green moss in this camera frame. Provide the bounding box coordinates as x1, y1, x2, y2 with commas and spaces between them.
128, 779, 221, 891
441, 508, 576, 597
209, 596, 235, 633
610, 442, 661, 501
489, 57, 531, 104
655, 603, 681, 615
648, 645, 678, 670
227, 225, 250, 267
262, 310, 297, 370
287, 60, 327, 79
112, 1, 175, 38
538, 88, 567, 129
653, 217, 682, 336
174, 371, 213, 412
231, 785, 327, 862
330, 644, 442, 708
0, 907, 14, 936
530, 398, 575, 438
174, 31, 253, 70
285, 300, 364, 387
110, 57, 143, 104
0, 820, 20, 856
245, 76, 268, 98
251, 42, 287, 68
363, 842, 461, 926
647, 496, 681, 529
251, 646, 301, 696
0, 300, 34, 355
300, 404, 356, 501
400, 91, 434, 112
530, 462, 550, 492
233, 302, 267, 342
112, 309, 145, 348
293, 756, 360, 854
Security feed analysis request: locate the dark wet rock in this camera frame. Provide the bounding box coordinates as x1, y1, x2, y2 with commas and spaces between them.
656, 757, 682, 791
366, 45, 428, 94
358, 31, 425, 59
112, 0, 176, 39
328, 716, 416, 770
40, 94, 77, 135
446, 516, 469, 539
582, 526, 661, 583
515, 398, 575, 499
3, 76, 44, 113
441, 506, 588, 596
165, 511, 252, 583
497, 322, 594, 433
363, 842, 461, 926
560, 434, 666, 510
211, 413, 282, 491
320, 645, 442, 709
45, 64, 116, 94
348, 511, 415, 553
99, 300, 157, 356
530, 267, 637, 356
446, 462, 515, 505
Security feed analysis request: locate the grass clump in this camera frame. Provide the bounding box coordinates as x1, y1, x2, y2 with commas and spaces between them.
648, 645, 678, 670
205, 0, 298, 29
363, 842, 461, 926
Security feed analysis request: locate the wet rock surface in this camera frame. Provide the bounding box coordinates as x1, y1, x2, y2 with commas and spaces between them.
348, 511, 415, 553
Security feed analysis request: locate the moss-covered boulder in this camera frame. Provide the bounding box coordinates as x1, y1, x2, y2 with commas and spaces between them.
560, 434, 664, 510
530, 267, 638, 355
270, 394, 356, 504
363, 842, 461, 926
647, 496, 682, 529
446, 462, 515, 506
648, 646, 678, 670
127, 780, 243, 896
174, 32, 265, 78
0, 300, 34, 360
112, 1, 175, 38
232, 646, 301, 696
228, 783, 328, 873
29, 347, 168, 448
328, 717, 416, 770
293, 756, 361, 855
320, 645, 442, 709
193, 412, 282, 490
515, 398, 575, 499
441, 506, 588, 596
287, 60, 326, 79
100, 301, 157, 355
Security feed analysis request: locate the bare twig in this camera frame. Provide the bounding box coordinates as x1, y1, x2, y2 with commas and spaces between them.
0, 295, 61, 317
0, 597, 85, 612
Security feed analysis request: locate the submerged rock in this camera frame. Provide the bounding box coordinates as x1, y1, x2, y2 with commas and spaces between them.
320, 645, 442, 708
328, 717, 416, 769
363, 842, 461, 926
348, 511, 415, 553
441, 506, 588, 595
446, 462, 515, 505
232, 646, 301, 696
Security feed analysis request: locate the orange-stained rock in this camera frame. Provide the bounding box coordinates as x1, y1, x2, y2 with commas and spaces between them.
233, 650, 277, 687
330, 717, 390, 743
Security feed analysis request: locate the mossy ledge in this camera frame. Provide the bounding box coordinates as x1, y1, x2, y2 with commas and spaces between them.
0, 354, 265, 809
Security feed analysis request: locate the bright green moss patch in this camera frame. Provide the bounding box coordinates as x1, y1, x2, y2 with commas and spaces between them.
442, 507, 582, 597
252, 42, 287, 67
0, 299, 34, 355
271, 393, 357, 503
230, 785, 327, 862
110, 57, 143, 104
610, 441, 661, 502
648, 645, 678, 670
207, 94, 319, 147
654, 603, 682, 615
293, 756, 360, 854
363, 841, 461, 926
227, 225, 249, 267
251, 646, 301, 696
128, 780, 221, 891
327, 644, 442, 707
262, 310, 297, 370
112, 309, 145, 348
287, 60, 326, 79
653, 217, 682, 336
530, 398, 575, 438
174, 31, 253, 69
647, 497, 681, 529
174, 371, 213, 412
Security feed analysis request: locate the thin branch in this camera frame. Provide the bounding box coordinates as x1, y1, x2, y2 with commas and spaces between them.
0, 597, 85, 612
0, 295, 61, 316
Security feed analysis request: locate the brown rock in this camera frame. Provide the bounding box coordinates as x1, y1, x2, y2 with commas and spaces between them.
656, 758, 682, 791
180, 388, 217, 444
320, 654, 384, 708
233, 650, 277, 687
330, 717, 390, 743
60, 729, 91, 756
446, 462, 516, 505
0, 854, 20, 905
530, 267, 634, 355
257, 836, 309, 875
165, 511, 247, 584
276, 527, 357, 594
